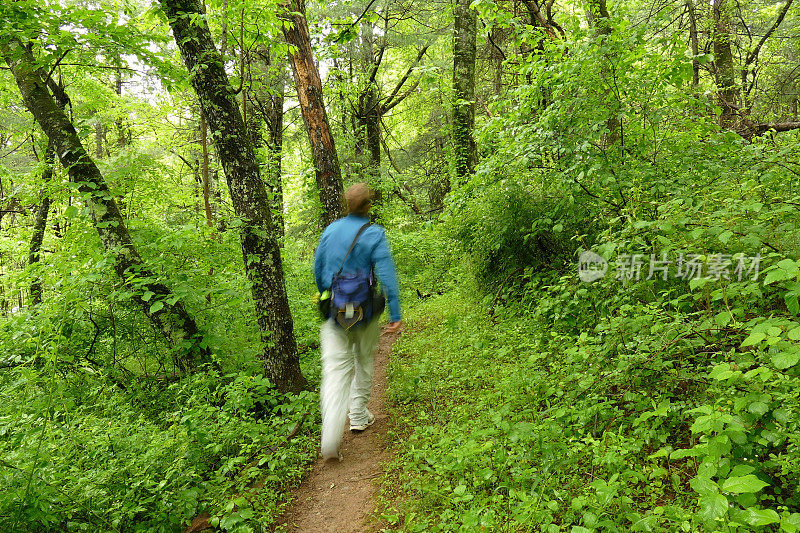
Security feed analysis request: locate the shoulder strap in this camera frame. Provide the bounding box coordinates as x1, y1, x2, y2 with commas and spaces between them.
336, 222, 371, 276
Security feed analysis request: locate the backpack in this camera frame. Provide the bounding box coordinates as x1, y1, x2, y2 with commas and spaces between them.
319, 222, 386, 330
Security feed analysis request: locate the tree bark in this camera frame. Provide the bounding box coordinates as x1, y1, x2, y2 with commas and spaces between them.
489, 27, 505, 95
712, 0, 739, 129
159, 0, 307, 393
29, 139, 54, 306
3, 40, 210, 372
281, 0, 343, 226
453, 0, 477, 181
94, 121, 106, 159
248, 47, 286, 238
587, 0, 620, 146
685, 0, 700, 87
200, 110, 213, 227
114, 64, 129, 148
357, 23, 382, 179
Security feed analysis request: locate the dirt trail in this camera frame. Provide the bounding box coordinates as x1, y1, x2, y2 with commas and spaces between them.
277, 329, 400, 532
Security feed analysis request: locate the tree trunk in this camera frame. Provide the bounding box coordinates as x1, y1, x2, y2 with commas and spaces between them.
358, 23, 381, 179
452, 0, 477, 182
200, 110, 213, 227
115, 65, 129, 148
248, 47, 286, 238
587, 0, 620, 146
712, 0, 739, 128
685, 0, 700, 87
94, 121, 105, 159
3, 40, 210, 372
159, 0, 307, 393
281, 0, 343, 226
356, 86, 380, 180
29, 139, 54, 306
489, 27, 504, 95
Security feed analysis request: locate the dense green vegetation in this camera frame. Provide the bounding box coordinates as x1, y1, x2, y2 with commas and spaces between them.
2, 0, 800, 530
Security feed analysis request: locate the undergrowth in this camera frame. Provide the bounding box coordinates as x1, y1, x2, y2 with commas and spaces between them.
381, 261, 800, 531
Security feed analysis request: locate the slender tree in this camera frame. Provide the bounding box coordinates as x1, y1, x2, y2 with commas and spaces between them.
351, 17, 431, 181
452, 0, 477, 182
159, 0, 307, 393
28, 139, 54, 306
711, 0, 739, 129
709, 0, 800, 137
247, 46, 286, 237
587, 0, 620, 146
685, 0, 700, 87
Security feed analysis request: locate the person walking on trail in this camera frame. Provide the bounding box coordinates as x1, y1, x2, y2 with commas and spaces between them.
314, 183, 403, 461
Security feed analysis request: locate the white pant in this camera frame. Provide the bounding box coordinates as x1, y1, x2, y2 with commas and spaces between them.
319, 316, 381, 459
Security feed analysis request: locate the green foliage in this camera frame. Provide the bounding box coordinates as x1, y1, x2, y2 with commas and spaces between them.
0, 365, 316, 531
378, 1, 800, 530
446, 179, 593, 287
2, 0, 800, 528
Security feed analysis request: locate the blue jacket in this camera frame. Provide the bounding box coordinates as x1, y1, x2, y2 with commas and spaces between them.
314, 214, 401, 322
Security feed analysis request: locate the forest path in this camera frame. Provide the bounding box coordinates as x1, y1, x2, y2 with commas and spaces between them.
277, 329, 401, 532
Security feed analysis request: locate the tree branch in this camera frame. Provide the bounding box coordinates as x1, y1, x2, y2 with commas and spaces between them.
382, 44, 430, 110
745, 0, 793, 68
382, 79, 420, 113
748, 121, 800, 136
333, 0, 379, 42
367, 41, 386, 85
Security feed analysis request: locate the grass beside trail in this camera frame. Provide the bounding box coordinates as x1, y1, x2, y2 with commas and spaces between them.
378, 289, 674, 532
378, 281, 793, 532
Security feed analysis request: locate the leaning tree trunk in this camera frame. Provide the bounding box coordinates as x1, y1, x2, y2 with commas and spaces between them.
3, 40, 209, 372
452, 0, 477, 182
159, 0, 307, 393
281, 0, 343, 226
29, 138, 54, 306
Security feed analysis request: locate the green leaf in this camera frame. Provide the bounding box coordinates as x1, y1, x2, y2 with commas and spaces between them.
741, 331, 765, 347
709, 363, 734, 380
785, 294, 800, 315
149, 301, 164, 314
772, 351, 800, 370
699, 493, 728, 521
142, 290, 154, 302
714, 311, 732, 326
745, 508, 779, 526
690, 277, 708, 290
764, 260, 799, 285
781, 513, 800, 533
788, 327, 800, 341
720, 474, 769, 494
718, 230, 733, 244
690, 476, 718, 496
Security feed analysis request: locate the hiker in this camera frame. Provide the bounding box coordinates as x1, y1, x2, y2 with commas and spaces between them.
314, 183, 403, 461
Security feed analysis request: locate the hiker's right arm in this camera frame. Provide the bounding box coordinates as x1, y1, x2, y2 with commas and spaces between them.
314, 231, 329, 292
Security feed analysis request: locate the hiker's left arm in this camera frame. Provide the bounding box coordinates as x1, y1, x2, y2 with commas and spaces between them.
372, 229, 402, 322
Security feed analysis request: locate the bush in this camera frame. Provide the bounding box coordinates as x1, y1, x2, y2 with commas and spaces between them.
446, 180, 595, 288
